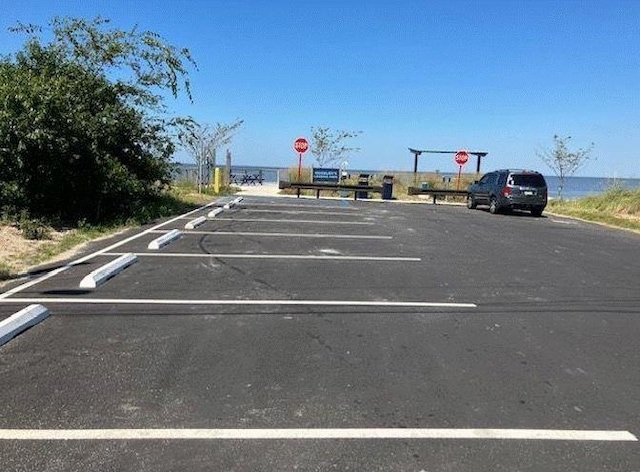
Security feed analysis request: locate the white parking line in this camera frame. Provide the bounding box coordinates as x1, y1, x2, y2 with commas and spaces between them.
0, 201, 221, 300
101, 252, 420, 262
0, 428, 634, 441
0, 298, 477, 308
239, 209, 359, 215
238, 203, 359, 210
209, 218, 375, 225
175, 230, 393, 240
550, 219, 579, 225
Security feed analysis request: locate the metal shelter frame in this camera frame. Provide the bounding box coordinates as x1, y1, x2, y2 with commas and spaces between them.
408, 148, 488, 177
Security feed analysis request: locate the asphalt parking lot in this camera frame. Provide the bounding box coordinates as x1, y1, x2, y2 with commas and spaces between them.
1, 195, 639, 471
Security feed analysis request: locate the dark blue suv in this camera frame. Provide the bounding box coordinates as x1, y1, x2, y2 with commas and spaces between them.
467, 169, 548, 217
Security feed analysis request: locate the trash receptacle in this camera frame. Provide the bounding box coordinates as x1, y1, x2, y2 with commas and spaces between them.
357, 173, 370, 199
382, 175, 394, 200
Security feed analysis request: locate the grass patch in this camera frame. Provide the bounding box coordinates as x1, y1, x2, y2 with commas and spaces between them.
0, 261, 11, 280
0, 183, 230, 281
548, 187, 640, 232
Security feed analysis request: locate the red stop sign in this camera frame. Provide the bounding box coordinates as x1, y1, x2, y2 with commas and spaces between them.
294, 137, 309, 153
454, 150, 469, 165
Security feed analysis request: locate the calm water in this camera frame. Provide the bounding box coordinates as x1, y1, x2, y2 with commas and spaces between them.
543, 175, 640, 199
183, 164, 640, 200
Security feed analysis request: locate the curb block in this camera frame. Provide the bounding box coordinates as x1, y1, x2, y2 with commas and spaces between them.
148, 229, 181, 250
0, 304, 50, 346
79, 253, 137, 288
185, 216, 207, 229
208, 208, 224, 218
223, 196, 244, 209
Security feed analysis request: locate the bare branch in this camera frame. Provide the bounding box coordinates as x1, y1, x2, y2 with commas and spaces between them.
177, 118, 243, 192
310, 126, 362, 167
537, 135, 594, 200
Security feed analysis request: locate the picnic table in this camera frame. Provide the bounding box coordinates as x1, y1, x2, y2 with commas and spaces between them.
230, 170, 264, 186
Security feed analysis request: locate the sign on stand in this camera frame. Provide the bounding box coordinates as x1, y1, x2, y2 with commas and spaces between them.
293, 137, 309, 181
313, 168, 339, 184
454, 150, 469, 166
293, 137, 309, 196
294, 137, 309, 154
454, 150, 469, 190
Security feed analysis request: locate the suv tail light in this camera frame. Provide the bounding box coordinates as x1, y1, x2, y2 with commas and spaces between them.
503, 186, 511, 197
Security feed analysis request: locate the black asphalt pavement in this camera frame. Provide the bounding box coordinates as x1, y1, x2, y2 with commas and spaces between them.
1, 196, 639, 471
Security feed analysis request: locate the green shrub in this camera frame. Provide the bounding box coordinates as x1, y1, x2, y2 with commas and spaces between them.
0, 261, 11, 280
19, 218, 51, 240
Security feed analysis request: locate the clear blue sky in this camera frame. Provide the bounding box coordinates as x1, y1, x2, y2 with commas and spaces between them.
2, 0, 639, 177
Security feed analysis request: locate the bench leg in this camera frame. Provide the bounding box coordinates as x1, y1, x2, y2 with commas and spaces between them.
432, 194, 437, 205
316, 190, 320, 199
297, 188, 300, 198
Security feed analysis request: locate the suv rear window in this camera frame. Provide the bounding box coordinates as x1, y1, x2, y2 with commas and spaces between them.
509, 174, 546, 187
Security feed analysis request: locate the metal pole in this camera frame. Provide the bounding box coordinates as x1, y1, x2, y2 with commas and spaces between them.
297, 153, 302, 197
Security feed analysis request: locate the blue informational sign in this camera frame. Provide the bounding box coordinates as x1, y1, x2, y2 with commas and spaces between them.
313, 168, 340, 183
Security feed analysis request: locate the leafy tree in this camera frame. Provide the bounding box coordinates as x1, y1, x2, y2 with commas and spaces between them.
538, 135, 594, 200
0, 17, 195, 223
177, 119, 243, 193
10, 16, 195, 111
310, 126, 362, 167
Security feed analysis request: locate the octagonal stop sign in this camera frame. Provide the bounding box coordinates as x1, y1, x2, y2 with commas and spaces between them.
454, 150, 469, 166
294, 137, 309, 154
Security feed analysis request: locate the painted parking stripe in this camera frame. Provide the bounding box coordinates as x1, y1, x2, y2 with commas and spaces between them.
206, 218, 375, 225
0, 299, 477, 308
238, 209, 360, 215
550, 219, 579, 225
238, 203, 359, 210
101, 252, 420, 262
0, 200, 224, 300
0, 428, 634, 441
158, 230, 393, 240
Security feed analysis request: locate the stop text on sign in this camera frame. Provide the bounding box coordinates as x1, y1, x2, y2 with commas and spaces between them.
454, 150, 469, 166
294, 137, 309, 154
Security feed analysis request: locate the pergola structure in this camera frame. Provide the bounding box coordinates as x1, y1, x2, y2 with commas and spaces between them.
408, 148, 488, 177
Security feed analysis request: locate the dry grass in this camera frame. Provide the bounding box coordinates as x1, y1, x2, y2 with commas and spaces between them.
0, 225, 84, 283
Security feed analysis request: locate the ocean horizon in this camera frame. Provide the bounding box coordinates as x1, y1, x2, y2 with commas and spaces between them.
175, 162, 640, 200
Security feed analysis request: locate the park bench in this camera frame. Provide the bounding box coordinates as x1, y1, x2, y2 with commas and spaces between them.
407, 187, 469, 204
279, 181, 384, 200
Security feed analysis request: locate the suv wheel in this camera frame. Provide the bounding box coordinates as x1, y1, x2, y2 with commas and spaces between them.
489, 197, 500, 214
466, 195, 476, 209
531, 207, 544, 217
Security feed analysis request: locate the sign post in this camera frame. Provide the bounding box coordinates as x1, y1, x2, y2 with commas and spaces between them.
454, 150, 469, 190
293, 137, 309, 197
293, 137, 309, 181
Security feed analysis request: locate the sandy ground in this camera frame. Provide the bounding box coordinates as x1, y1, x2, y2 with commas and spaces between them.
235, 182, 282, 197
0, 224, 73, 281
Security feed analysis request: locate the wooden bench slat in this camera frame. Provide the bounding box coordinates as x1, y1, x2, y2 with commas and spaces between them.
279, 181, 383, 200
407, 187, 468, 204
